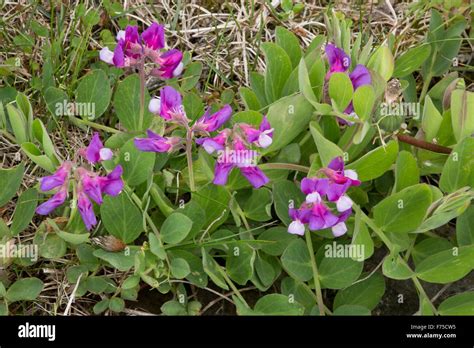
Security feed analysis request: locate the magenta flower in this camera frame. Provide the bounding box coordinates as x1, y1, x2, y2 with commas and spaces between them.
35, 134, 124, 231
151, 49, 184, 79
80, 132, 113, 164
149, 86, 187, 123
134, 130, 180, 153
193, 105, 232, 132
36, 185, 68, 215
99, 22, 183, 79
39, 161, 72, 191
321, 157, 361, 201
325, 43, 351, 79
287, 157, 360, 237
288, 205, 312, 236
240, 116, 274, 148
195, 129, 230, 154
77, 190, 97, 231
212, 139, 269, 188
141, 23, 165, 50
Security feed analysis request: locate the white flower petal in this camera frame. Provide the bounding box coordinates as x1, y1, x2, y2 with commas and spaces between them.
344, 169, 358, 181
306, 191, 321, 204
172, 62, 184, 77
99, 47, 114, 64
258, 133, 273, 148
332, 222, 347, 237
116, 30, 126, 41
148, 97, 161, 114
336, 195, 353, 212
99, 148, 113, 161
288, 220, 305, 236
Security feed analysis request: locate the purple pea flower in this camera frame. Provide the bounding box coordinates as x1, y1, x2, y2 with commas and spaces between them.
193, 105, 232, 133
308, 202, 339, 231
151, 49, 184, 79
322, 157, 361, 201
80, 132, 113, 164
134, 130, 180, 153
212, 139, 269, 189
99, 165, 124, 197
288, 205, 312, 236
77, 189, 97, 231
240, 116, 274, 148
149, 86, 187, 123
195, 129, 230, 154
141, 23, 165, 50
39, 161, 72, 191
36, 184, 68, 215
99, 22, 183, 79
325, 43, 351, 79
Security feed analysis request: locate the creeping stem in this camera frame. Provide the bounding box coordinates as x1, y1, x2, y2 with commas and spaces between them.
185, 127, 196, 192
138, 59, 146, 132
305, 230, 325, 316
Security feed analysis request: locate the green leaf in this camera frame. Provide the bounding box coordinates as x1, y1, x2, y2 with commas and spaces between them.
382, 254, 414, 280
249, 72, 267, 107
109, 297, 125, 313
394, 151, 420, 192
239, 87, 261, 111
393, 44, 431, 78
281, 239, 313, 282
169, 250, 208, 288
170, 258, 191, 279
100, 193, 144, 244
192, 184, 231, 231
253, 294, 304, 315
422, 95, 443, 141
201, 248, 228, 290
450, 89, 474, 143
56, 231, 90, 245
457, 205, 474, 246
261, 42, 292, 102
6, 277, 43, 302
298, 58, 319, 109
438, 292, 474, 315
11, 188, 37, 235
240, 188, 273, 222
43, 87, 68, 117
226, 243, 255, 285
75, 69, 111, 119
439, 137, 474, 193
309, 121, 343, 167
319, 253, 364, 290
114, 74, 154, 131
93, 247, 138, 271
333, 305, 371, 315
119, 139, 155, 186
258, 226, 297, 256
367, 45, 394, 81
275, 27, 302, 68
93, 299, 110, 314
181, 62, 203, 91
161, 300, 187, 315
183, 92, 204, 120
352, 85, 375, 122
6, 104, 27, 144
273, 180, 305, 226
346, 140, 399, 182
36, 233, 67, 259
351, 220, 374, 261
412, 237, 453, 266
333, 272, 385, 311
416, 246, 474, 284
21, 143, 57, 172
161, 212, 193, 245
328, 72, 353, 111
263, 93, 313, 154
374, 184, 432, 233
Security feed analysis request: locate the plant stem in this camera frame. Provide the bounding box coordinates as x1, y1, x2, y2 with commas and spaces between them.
217, 265, 249, 308
353, 203, 395, 253
185, 128, 196, 192
305, 230, 325, 316
396, 134, 452, 154
261, 162, 310, 173
70, 117, 120, 134
138, 60, 146, 132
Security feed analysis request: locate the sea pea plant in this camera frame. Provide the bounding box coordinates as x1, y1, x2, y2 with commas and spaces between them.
0, 9, 473, 316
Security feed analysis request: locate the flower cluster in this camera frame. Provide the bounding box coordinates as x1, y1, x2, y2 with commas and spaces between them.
288, 157, 360, 237
325, 44, 371, 122
196, 116, 273, 188
36, 133, 124, 231
100, 22, 183, 79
